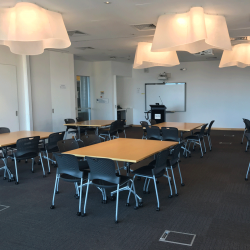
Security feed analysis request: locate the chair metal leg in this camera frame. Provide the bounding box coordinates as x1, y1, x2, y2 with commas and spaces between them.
207, 135, 211, 151
31, 158, 34, 172
46, 150, 51, 173
39, 153, 46, 176
242, 129, 246, 144
115, 184, 120, 223
83, 179, 90, 216
116, 161, 121, 175
78, 178, 83, 215
164, 168, 173, 197
51, 175, 58, 207
245, 162, 250, 180
209, 135, 212, 149
14, 156, 18, 184
199, 139, 203, 157
177, 162, 184, 186
124, 129, 126, 138
202, 138, 206, 153
170, 167, 178, 196
153, 176, 160, 210
146, 178, 150, 192
143, 178, 148, 192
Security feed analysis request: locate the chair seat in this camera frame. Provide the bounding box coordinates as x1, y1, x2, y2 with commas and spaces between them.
185, 135, 203, 140
132, 165, 165, 178
60, 174, 83, 182
39, 144, 58, 153
8, 152, 38, 160
194, 131, 209, 136
166, 159, 178, 168
92, 175, 131, 188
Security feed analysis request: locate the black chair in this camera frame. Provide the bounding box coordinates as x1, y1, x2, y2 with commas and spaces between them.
161, 127, 180, 142
166, 144, 184, 197
194, 120, 215, 151
50, 153, 87, 216
242, 119, 250, 144
244, 120, 250, 151
131, 149, 170, 211
140, 121, 148, 139
57, 139, 88, 172
83, 157, 138, 223
40, 132, 65, 174
117, 119, 126, 138
8, 136, 45, 184
0, 127, 13, 181
245, 161, 250, 181
99, 121, 119, 141
76, 117, 89, 135
64, 118, 78, 139
185, 124, 208, 157
149, 119, 157, 125
146, 126, 162, 140
245, 133, 250, 152
80, 134, 101, 146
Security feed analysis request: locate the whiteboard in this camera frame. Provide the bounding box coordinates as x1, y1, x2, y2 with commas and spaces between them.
145, 83, 186, 112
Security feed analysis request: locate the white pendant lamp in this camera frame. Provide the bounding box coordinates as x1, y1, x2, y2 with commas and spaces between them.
0, 2, 71, 55
219, 44, 250, 68
151, 7, 231, 54
133, 42, 180, 69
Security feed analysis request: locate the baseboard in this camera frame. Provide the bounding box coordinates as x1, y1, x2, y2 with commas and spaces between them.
131, 124, 244, 131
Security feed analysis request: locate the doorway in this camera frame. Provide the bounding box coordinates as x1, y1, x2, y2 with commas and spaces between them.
77, 76, 91, 120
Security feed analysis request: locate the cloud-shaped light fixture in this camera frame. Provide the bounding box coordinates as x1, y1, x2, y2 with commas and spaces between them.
151, 7, 231, 54
133, 42, 180, 69
0, 2, 71, 55
219, 44, 250, 68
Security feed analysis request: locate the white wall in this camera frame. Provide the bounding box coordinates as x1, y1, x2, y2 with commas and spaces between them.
0, 46, 32, 131
117, 61, 250, 129
74, 60, 132, 120
30, 51, 52, 132
30, 51, 76, 132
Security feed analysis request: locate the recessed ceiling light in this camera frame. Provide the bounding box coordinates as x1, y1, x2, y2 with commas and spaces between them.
104, 1, 111, 4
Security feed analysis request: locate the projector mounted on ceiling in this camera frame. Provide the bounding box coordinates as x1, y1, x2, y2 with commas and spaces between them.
193, 49, 214, 56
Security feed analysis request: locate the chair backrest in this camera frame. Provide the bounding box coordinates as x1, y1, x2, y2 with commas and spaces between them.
140, 121, 148, 131
86, 157, 120, 185
117, 119, 125, 131
109, 121, 119, 134
80, 134, 101, 147
244, 119, 250, 131
76, 117, 84, 122
0, 127, 10, 134
169, 144, 181, 166
161, 127, 179, 142
64, 118, 77, 130
206, 120, 215, 135
197, 124, 208, 139
149, 119, 157, 125
47, 132, 65, 151
146, 126, 162, 140
152, 149, 169, 175
53, 153, 83, 178
15, 136, 40, 157
57, 139, 79, 153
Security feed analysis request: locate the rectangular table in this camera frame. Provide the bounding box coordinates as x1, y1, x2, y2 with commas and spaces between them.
155, 122, 205, 138
65, 138, 178, 201
64, 120, 115, 138
0, 131, 52, 180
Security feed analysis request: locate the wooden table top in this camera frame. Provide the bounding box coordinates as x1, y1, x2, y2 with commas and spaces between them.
65, 138, 178, 163
64, 120, 115, 127
155, 122, 205, 131
0, 131, 52, 147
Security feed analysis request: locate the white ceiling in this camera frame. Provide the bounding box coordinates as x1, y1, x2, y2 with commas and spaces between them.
2, 0, 250, 62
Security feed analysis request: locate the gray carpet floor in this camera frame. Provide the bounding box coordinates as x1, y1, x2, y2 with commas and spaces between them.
0, 128, 250, 250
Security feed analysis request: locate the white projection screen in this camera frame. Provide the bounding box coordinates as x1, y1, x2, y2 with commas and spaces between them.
145, 83, 186, 112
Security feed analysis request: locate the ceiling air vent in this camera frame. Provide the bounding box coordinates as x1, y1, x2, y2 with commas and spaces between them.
132, 23, 156, 31
76, 47, 95, 50
67, 30, 88, 37
193, 49, 214, 56
231, 36, 250, 45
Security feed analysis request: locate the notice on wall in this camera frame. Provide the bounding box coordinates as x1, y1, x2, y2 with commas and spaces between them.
96, 98, 109, 104
155, 114, 161, 119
